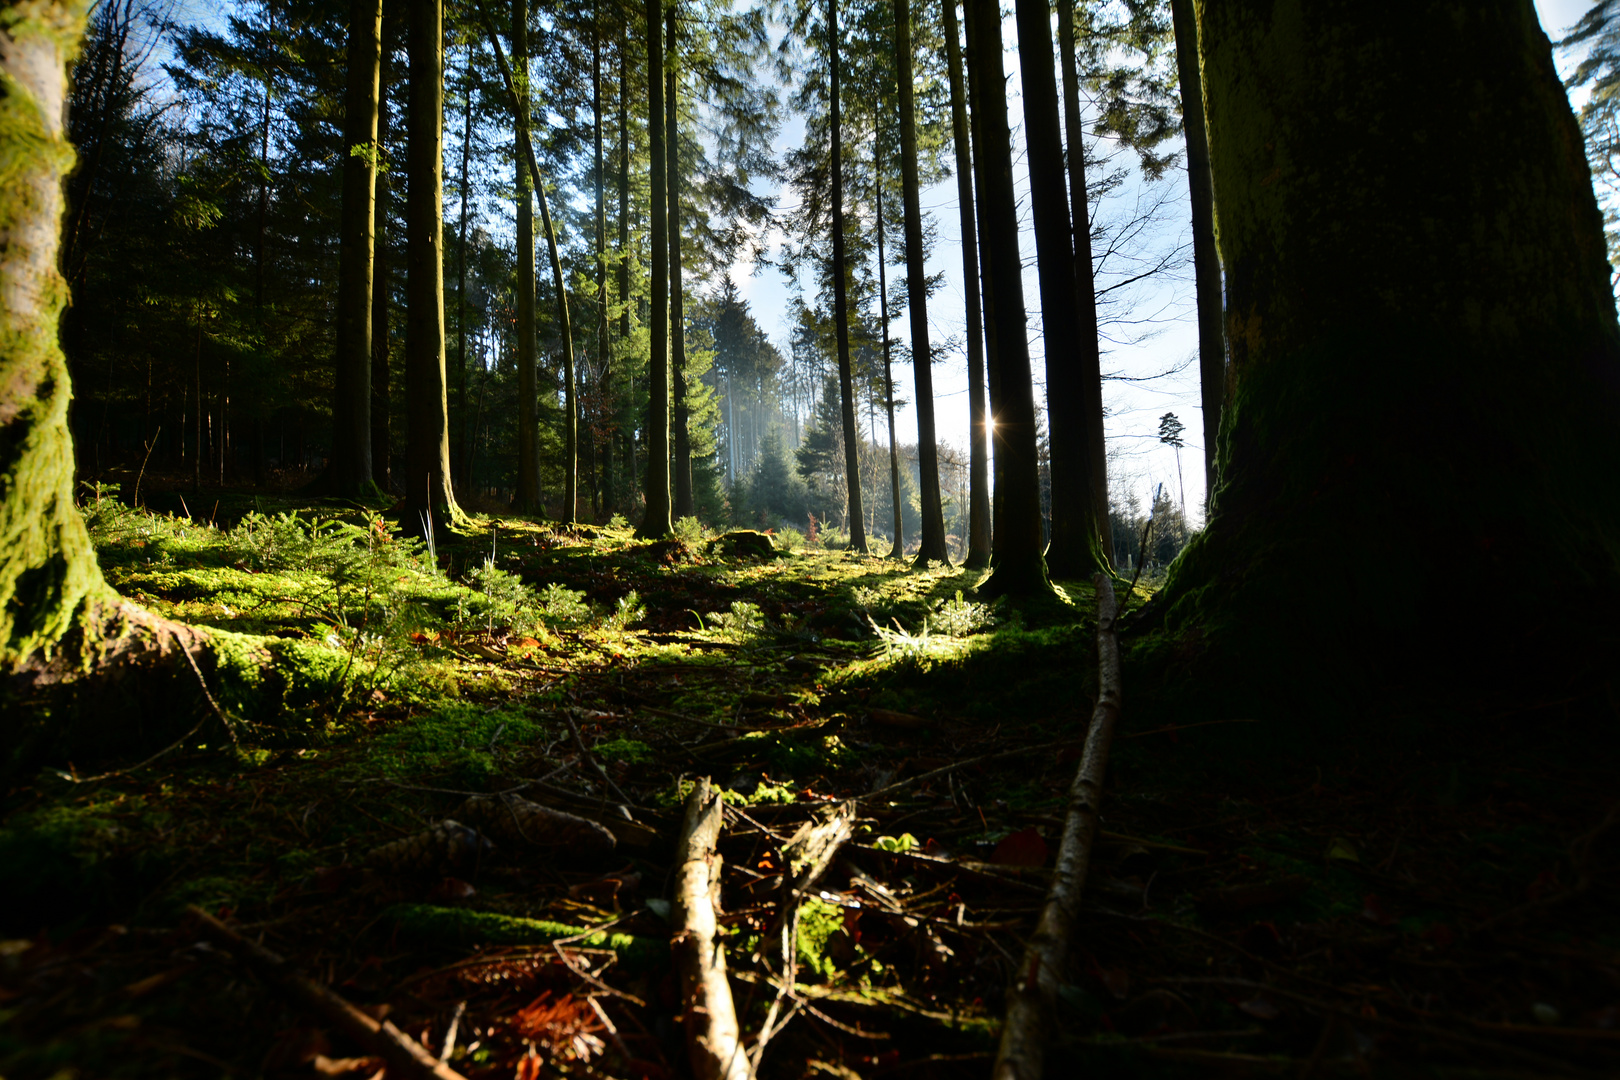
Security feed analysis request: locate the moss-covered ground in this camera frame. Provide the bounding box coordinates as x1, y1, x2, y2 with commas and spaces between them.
1, 489, 1616, 1078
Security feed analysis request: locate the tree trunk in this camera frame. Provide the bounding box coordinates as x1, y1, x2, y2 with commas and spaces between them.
876, 148, 903, 558
1016, 0, 1103, 579
512, 0, 541, 513
615, 25, 631, 514
1053, 0, 1112, 566
668, 6, 693, 521
405, 0, 464, 533
895, 0, 948, 566
636, 0, 673, 539
1168, 0, 1224, 504
0, 0, 113, 669
965, 0, 1049, 597
944, 0, 990, 569
455, 44, 474, 490
322, 0, 381, 496
829, 0, 867, 554
595, 6, 612, 520
1155, 0, 1620, 708
371, 15, 393, 491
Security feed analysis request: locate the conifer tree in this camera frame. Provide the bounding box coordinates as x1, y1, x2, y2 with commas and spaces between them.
638, 0, 674, 538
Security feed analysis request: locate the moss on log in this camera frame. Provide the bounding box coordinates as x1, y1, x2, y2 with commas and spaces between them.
386, 903, 665, 970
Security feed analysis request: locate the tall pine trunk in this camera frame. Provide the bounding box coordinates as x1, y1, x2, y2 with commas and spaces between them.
667, 5, 693, 520
829, 0, 868, 552
617, 29, 635, 512
595, 6, 612, 519
323, 0, 381, 496
895, 0, 948, 565
942, 0, 990, 568
1169, 0, 1223, 502
1155, 0, 1620, 709
512, 0, 541, 512
965, 0, 1048, 597
876, 148, 903, 557
405, 0, 463, 533
636, 0, 673, 538
1016, 0, 1103, 578
371, 18, 392, 492
455, 46, 474, 489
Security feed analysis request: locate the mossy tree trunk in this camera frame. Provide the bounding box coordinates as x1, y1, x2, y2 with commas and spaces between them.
667, 5, 693, 521
965, 0, 1050, 597
948, 0, 992, 570
0, 0, 112, 670
829, 0, 869, 554
321, 0, 382, 498
405, 0, 465, 534
1157, 0, 1620, 701
1169, 0, 1223, 502
636, 0, 673, 539
512, 0, 541, 513
896, 0, 949, 567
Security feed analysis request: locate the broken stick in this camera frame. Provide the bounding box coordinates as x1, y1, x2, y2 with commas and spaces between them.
186, 905, 466, 1080
992, 574, 1124, 1080
672, 778, 753, 1080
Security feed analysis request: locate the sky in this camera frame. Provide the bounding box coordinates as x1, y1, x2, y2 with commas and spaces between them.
722, 0, 1600, 528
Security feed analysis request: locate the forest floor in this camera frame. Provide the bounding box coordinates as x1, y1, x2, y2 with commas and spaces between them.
2, 488, 1617, 1080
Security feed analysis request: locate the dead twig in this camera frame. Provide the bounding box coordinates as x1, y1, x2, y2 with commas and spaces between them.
564, 709, 635, 808
993, 574, 1123, 1080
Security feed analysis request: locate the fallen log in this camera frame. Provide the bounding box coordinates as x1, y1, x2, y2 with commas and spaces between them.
672, 778, 753, 1080
455, 793, 617, 856
186, 905, 466, 1080
992, 574, 1124, 1080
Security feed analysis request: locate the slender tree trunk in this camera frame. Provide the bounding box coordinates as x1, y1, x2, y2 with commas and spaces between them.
895, 0, 947, 565
829, 0, 867, 553
455, 44, 474, 489
322, 0, 381, 496
876, 151, 903, 557
0, 0, 114, 669
405, 0, 463, 533
943, 0, 990, 569
636, 0, 673, 538
616, 27, 631, 514
1169, 0, 1224, 505
1053, 0, 1113, 567
667, 6, 693, 519
512, 0, 541, 512
963, 0, 1004, 564
595, 6, 612, 518
371, 17, 392, 491
965, 0, 1049, 596
1016, 0, 1103, 579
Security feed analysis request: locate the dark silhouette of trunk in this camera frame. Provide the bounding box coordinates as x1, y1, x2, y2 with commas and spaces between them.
1054, 0, 1113, 567
1169, 0, 1224, 503
405, 0, 463, 533
322, 0, 382, 496
455, 45, 474, 489
876, 149, 903, 558
595, 6, 612, 519
943, 0, 990, 568
829, 0, 868, 552
965, 0, 1049, 596
617, 28, 634, 512
667, 5, 693, 519
1016, 0, 1104, 578
896, 0, 948, 565
371, 17, 393, 491
1156, 0, 1620, 710
962, 0, 1004, 566
636, 0, 673, 538
511, 0, 541, 512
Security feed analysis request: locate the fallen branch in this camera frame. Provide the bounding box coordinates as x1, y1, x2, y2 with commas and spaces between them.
993, 574, 1123, 1080
186, 905, 466, 1080
851, 736, 1087, 807
672, 778, 753, 1080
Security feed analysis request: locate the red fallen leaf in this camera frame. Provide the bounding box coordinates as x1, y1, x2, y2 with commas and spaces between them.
515, 1049, 542, 1080
1361, 894, 1397, 926
409, 631, 438, 644
427, 877, 476, 902
992, 828, 1048, 868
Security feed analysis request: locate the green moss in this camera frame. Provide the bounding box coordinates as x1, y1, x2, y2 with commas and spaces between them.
795, 897, 845, 979
386, 904, 664, 970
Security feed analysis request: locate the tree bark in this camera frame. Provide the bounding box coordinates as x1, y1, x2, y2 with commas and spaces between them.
615, 25, 631, 515
829, 0, 867, 553
1155, 1, 1620, 707
323, 0, 382, 496
455, 44, 474, 490
668, 5, 693, 520
876, 148, 903, 557
944, 0, 990, 569
595, 6, 611, 521
405, 0, 464, 533
512, 0, 541, 513
1168, 0, 1223, 504
1016, 0, 1104, 579
636, 0, 673, 538
371, 18, 393, 492
895, 0, 948, 565
1054, 0, 1113, 567
964, 0, 1049, 596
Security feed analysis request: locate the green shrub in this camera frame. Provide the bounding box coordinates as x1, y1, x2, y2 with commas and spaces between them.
775, 525, 805, 551
674, 516, 707, 544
